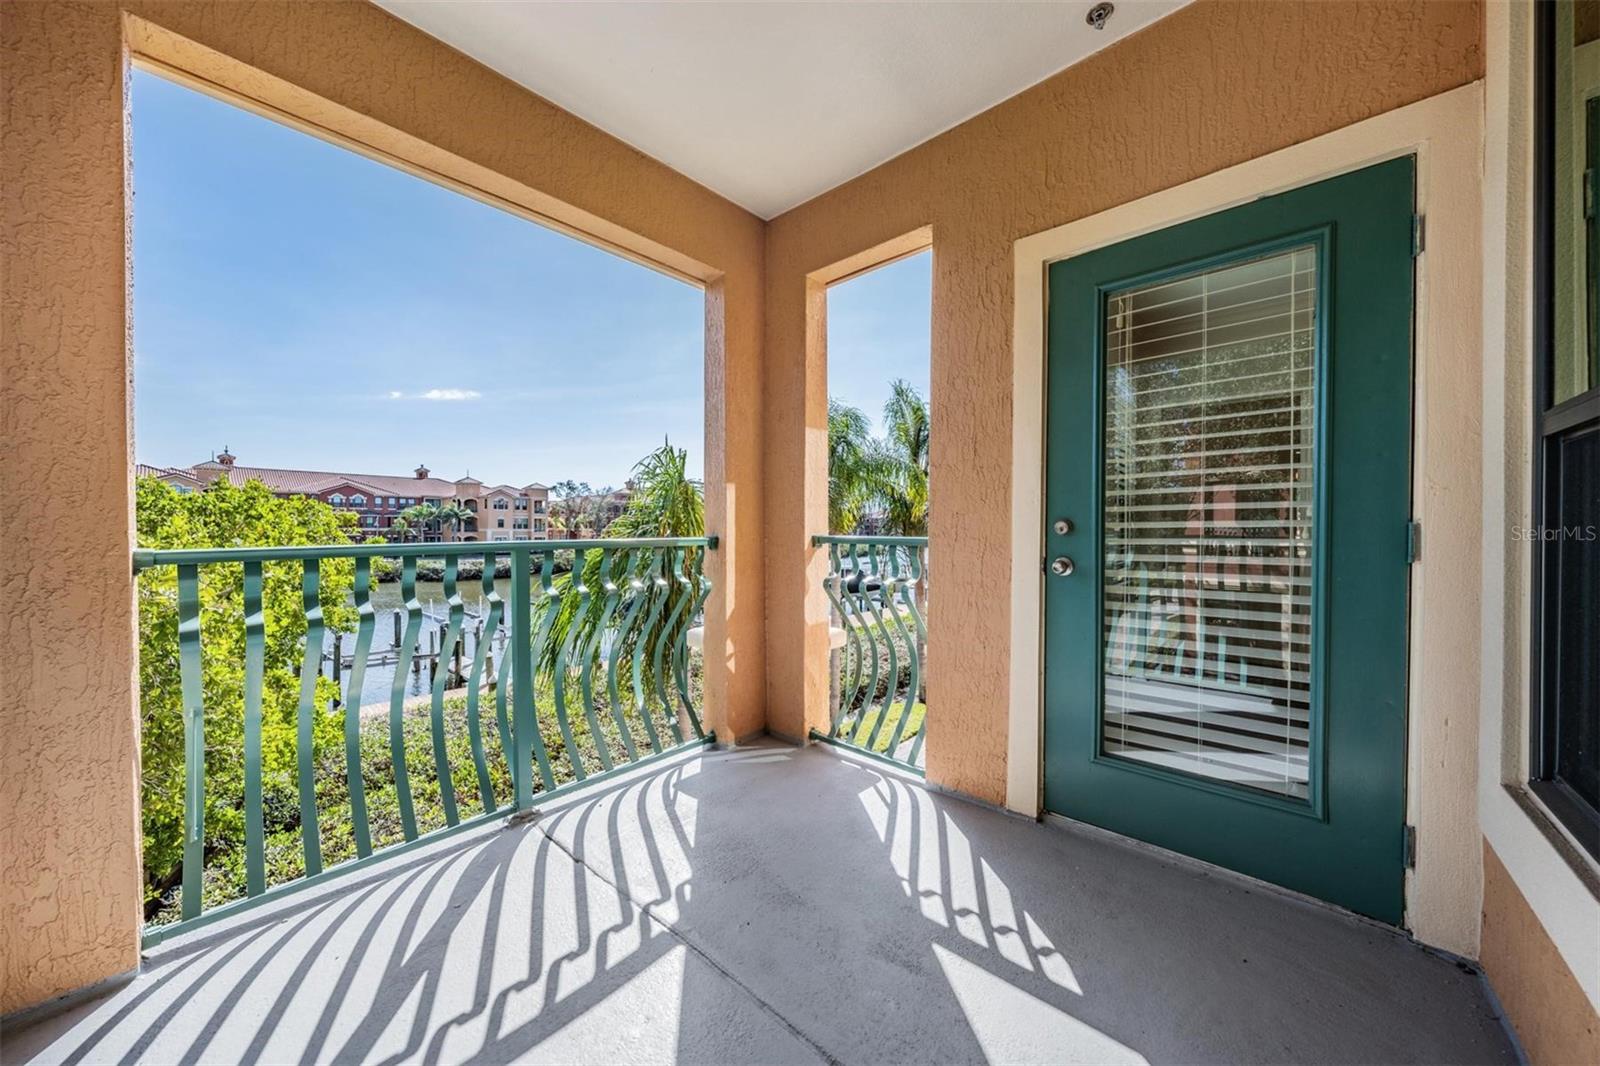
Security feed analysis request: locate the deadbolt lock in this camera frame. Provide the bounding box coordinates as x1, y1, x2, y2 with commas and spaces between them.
1051, 556, 1075, 577
1053, 518, 1074, 535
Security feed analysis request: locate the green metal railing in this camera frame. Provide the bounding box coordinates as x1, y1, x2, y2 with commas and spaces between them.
133, 537, 714, 943
810, 535, 928, 774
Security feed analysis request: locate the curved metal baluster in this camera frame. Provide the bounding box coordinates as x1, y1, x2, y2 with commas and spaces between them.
881, 546, 920, 758
632, 553, 672, 750
389, 556, 422, 841
544, 550, 587, 782
175, 564, 205, 919
903, 544, 930, 767
653, 549, 693, 744
859, 545, 899, 753
836, 544, 872, 739
621, 555, 665, 754
591, 549, 640, 762
514, 552, 560, 790
241, 561, 267, 896
494, 629, 513, 765
296, 558, 325, 875
428, 557, 464, 826
464, 552, 503, 812
344, 557, 375, 858
846, 544, 884, 745
838, 544, 870, 732
673, 547, 712, 739
565, 548, 614, 772
820, 544, 854, 734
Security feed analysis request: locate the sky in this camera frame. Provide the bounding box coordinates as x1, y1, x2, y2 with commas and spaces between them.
827, 251, 932, 437
131, 68, 928, 488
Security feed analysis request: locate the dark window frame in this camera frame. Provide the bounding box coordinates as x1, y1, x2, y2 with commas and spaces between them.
1530, 1, 1600, 860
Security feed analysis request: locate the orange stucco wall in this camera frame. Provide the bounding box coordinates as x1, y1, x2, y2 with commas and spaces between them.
761, 0, 1486, 803
1, 0, 766, 1014
1481, 841, 1600, 1064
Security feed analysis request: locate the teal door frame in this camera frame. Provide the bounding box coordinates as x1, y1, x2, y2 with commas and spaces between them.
1042, 157, 1417, 924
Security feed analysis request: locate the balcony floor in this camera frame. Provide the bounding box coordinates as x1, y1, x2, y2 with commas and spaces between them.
7, 742, 1515, 1065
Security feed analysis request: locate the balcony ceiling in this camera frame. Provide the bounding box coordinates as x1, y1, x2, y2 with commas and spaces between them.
374, 0, 1192, 219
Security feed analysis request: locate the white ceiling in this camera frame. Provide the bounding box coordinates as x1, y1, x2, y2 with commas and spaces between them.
376, 1, 1191, 219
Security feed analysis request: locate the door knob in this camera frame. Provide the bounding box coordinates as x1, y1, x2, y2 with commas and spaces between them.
1051, 556, 1075, 577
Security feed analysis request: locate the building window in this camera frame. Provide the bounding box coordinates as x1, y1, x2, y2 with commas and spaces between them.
388, 496, 397, 506
496, 518, 505, 528
329, 493, 345, 505
515, 498, 527, 510
1531, 3, 1600, 858
533, 500, 546, 513
350, 493, 366, 505
533, 518, 546, 533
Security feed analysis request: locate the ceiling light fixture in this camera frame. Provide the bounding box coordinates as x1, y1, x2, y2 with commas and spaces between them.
1086, 2, 1115, 31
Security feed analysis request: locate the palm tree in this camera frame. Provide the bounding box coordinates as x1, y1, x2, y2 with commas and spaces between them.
388, 515, 412, 542
539, 440, 704, 677
609, 444, 702, 538
826, 380, 930, 536
434, 502, 473, 541
400, 502, 440, 540
877, 379, 929, 537
828, 399, 880, 534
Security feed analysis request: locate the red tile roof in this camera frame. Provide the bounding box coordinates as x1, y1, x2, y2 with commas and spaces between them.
137, 460, 546, 500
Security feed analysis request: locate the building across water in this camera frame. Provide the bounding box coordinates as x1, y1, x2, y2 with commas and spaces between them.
136, 449, 550, 542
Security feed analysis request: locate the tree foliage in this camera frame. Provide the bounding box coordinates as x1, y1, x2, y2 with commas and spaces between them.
827, 379, 930, 535
136, 476, 358, 909
538, 442, 705, 678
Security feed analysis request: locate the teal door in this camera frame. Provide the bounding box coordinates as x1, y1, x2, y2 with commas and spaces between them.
1043, 158, 1415, 924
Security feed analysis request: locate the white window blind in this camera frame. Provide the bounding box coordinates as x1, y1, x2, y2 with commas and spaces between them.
1101, 245, 1318, 800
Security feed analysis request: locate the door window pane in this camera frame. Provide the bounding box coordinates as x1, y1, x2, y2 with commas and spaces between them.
1101, 246, 1317, 799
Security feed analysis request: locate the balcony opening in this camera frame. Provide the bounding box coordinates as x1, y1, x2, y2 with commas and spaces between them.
819, 249, 932, 770
128, 67, 712, 933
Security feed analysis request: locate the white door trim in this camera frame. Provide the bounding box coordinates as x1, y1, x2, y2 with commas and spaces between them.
1008, 81, 1484, 953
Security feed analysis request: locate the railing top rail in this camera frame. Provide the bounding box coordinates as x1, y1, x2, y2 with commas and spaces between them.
132, 535, 717, 571
810, 535, 928, 547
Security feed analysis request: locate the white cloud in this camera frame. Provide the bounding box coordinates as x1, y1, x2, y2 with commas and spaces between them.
385, 388, 482, 402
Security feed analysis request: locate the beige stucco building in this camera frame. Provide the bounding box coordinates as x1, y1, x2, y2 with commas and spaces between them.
3, 2, 1597, 1062
138, 453, 551, 541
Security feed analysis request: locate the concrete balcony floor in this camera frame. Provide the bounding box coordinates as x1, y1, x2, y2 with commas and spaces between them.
7, 743, 1516, 1065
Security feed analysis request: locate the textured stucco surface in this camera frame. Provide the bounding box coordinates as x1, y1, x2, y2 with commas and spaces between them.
1, 1, 143, 1016
761, 0, 1486, 803
2, 0, 765, 1014
1481, 841, 1600, 1065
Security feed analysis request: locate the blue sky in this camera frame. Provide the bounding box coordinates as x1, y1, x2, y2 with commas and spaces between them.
826, 252, 932, 437
132, 69, 928, 488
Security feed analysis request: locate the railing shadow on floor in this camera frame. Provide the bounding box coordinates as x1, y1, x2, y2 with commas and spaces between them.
10, 743, 1507, 1065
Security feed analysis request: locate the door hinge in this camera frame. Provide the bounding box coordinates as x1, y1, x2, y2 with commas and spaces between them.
1403, 824, 1418, 869
1411, 214, 1425, 257
1406, 520, 1422, 564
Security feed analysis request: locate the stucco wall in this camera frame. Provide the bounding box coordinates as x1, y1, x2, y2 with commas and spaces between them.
1, 0, 766, 1014
1, 1, 142, 1016
1481, 842, 1600, 1064
761, 0, 1485, 803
